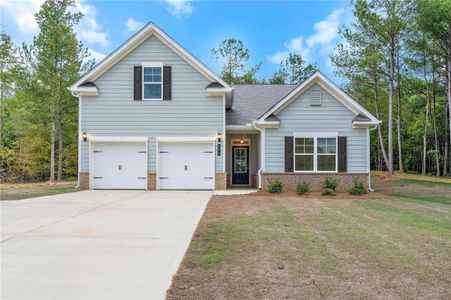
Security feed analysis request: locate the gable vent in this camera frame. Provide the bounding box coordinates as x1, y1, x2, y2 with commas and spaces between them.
310, 86, 323, 106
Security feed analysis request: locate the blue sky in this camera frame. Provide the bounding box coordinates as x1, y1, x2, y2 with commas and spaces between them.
1, 0, 354, 82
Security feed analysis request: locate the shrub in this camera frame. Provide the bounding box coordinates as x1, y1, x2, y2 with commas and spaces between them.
267, 178, 283, 193
296, 181, 310, 195
322, 177, 340, 191
321, 188, 336, 196
349, 178, 367, 195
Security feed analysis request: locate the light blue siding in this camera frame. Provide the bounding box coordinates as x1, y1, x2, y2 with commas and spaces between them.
265, 83, 368, 173
80, 35, 224, 173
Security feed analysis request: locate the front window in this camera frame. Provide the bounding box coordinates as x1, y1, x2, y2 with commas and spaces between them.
294, 136, 337, 172
143, 65, 162, 100
295, 138, 314, 171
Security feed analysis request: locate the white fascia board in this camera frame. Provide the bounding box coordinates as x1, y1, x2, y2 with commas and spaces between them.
90, 136, 149, 142
258, 71, 380, 124
352, 121, 380, 128
70, 23, 230, 91
206, 87, 233, 95
156, 136, 216, 143
293, 132, 338, 137
70, 87, 99, 96
255, 121, 280, 128
226, 125, 258, 132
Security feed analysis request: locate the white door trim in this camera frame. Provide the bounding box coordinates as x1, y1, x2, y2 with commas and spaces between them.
230, 138, 251, 186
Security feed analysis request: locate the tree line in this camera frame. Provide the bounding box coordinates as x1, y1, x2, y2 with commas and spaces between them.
1, 0, 450, 183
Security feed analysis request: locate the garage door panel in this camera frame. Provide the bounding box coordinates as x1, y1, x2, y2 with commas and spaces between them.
92, 142, 147, 190
158, 142, 214, 190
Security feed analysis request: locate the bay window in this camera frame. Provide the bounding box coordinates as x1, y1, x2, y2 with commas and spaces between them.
294, 135, 337, 172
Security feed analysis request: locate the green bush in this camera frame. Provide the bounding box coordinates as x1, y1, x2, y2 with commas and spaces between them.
322, 177, 340, 191
296, 181, 310, 195
349, 178, 367, 195
267, 178, 283, 193
321, 188, 336, 196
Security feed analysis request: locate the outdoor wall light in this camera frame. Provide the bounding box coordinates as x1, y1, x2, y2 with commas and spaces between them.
82, 131, 87, 142
217, 132, 222, 143
240, 138, 244, 144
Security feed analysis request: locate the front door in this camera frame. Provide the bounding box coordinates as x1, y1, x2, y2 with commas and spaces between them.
232, 146, 249, 185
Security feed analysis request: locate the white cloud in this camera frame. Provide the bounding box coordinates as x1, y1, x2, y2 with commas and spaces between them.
0, 0, 43, 34
74, 0, 110, 48
163, 0, 194, 18
88, 49, 106, 63
0, 0, 109, 48
124, 18, 144, 34
306, 8, 344, 49
267, 8, 344, 65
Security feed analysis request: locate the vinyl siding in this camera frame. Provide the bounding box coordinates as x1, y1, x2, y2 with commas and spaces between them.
80, 35, 224, 173
265, 83, 368, 173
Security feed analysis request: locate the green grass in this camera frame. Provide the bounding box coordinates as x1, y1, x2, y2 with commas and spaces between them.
1, 184, 78, 200
174, 175, 451, 299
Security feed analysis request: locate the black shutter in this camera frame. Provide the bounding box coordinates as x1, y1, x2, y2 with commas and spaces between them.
134, 66, 142, 100
163, 66, 172, 100
285, 136, 294, 172
338, 136, 347, 172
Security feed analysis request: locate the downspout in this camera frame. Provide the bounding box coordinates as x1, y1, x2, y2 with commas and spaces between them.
252, 121, 263, 189
368, 125, 378, 192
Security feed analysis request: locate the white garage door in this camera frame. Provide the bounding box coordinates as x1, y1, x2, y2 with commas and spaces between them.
158, 142, 214, 190
92, 142, 147, 189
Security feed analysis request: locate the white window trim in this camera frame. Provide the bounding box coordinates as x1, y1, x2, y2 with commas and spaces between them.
293, 135, 338, 173
142, 62, 163, 101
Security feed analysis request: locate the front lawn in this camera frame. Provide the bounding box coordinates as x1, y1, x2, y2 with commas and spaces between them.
167, 174, 451, 299
1, 181, 78, 200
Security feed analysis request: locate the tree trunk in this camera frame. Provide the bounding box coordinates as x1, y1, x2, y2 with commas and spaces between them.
387, 39, 395, 175
447, 40, 451, 175
432, 56, 440, 176
396, 53, 404, 172
373, 77, 389, 170
50, 105, 56, 181
444, 102, 449, 176
57, 108, 63, 181
422, 99, 429, 175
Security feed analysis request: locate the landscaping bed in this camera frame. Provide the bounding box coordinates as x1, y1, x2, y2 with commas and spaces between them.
1, 181, 78, 200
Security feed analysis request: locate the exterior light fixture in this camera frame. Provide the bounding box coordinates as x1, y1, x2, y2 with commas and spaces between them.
240, 138, 244, 144
217, 132, 222, 143
82, 131, 87, 142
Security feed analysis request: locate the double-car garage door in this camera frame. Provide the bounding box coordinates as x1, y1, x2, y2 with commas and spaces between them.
91, 141, 214, 190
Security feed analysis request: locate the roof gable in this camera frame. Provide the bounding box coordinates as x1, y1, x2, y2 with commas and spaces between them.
70, 22, 230, 92
258, 72, 380, 125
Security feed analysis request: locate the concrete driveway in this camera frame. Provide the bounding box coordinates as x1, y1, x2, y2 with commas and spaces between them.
1, 190, 211, 300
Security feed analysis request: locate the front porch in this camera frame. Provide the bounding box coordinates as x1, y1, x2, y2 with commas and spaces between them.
225, 131, 261, 188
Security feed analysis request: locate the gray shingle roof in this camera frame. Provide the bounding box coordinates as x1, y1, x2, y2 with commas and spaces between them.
206, 82, 224, 88
78, 82, 97, 88
226, 84, 297, 125
353, 113, 371, 122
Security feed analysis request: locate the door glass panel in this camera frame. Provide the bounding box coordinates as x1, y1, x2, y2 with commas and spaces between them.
234, 148, 247, 174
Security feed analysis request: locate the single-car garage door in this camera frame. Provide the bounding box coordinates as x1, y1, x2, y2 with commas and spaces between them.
92, 142, 147, 189
158, 142, 214, 190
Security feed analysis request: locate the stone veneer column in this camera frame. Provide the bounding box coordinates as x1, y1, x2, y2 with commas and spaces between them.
79, 172, 90, 190
147, 173, 156, 190
215, 173, 227, 190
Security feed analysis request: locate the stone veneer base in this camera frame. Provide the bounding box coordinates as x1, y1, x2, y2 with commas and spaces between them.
261, 172, 369, 193
215, 173, 227, 190
79, 172, 90, 190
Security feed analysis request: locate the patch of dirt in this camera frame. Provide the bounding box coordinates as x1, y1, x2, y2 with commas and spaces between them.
167, 193, 450, 300
0, 181, 75, 189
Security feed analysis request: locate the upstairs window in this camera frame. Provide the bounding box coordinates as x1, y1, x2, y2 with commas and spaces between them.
142, 62, 163, 100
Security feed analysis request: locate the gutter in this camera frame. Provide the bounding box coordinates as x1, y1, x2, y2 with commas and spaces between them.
252, 121, 263, 189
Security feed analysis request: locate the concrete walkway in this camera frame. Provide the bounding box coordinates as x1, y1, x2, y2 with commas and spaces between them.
1, 190, 211, 300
